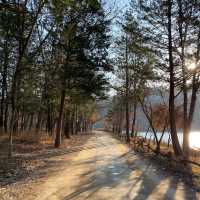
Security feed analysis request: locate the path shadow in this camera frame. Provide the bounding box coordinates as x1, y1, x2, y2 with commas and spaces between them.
61, 146, 199, 200
61, 151, 158, 200
130, 155, 198, 200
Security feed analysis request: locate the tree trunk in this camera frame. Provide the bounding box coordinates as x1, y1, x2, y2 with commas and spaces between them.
46, 101, 52, 134
177, 0, 190, 157
74, 105, 78, 134
20, 112, 25, 131
64, 110, 70, 139
167, 0, 182, 156
64, 119, 70, 139
55, 88, 65, 148
9, 50, 22, 157
29, 114, 34, 131
185, 30, 200, 156
8, 130, 13, 158
131, 101, 137, 137
36, 111, 42, 133
70, 107, 75, 135
125, 34, 130, 143
0, 41, 9, 131
4, 97, 8, 133
119, 103, 123, 136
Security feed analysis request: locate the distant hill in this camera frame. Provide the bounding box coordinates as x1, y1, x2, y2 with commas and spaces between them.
93, 90, 200, 131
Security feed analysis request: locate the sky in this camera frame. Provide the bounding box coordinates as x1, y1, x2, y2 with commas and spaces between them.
103, 0, 131, 97
104, 0, 130, 9
103, 0, 131, 21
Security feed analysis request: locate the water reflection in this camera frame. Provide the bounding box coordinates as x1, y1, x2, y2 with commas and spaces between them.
137, 131, 200, 150
189, 132, 200, 149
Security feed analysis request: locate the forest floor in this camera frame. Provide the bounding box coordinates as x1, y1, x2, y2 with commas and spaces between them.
0, 131, 200, 200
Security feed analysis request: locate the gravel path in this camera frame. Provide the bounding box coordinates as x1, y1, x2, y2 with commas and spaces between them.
1, 131, 199, 200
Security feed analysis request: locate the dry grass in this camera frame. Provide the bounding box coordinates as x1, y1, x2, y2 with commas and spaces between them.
128, 136, 200, 190
0, 131, 92, 187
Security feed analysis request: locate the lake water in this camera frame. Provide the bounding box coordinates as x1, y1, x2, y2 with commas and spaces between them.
136, 131, 200, 150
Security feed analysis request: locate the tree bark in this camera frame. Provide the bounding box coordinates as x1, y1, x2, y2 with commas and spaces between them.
46, 101, 53, 134
29, 114, 34, 131
125, 34, 130, 143
55, 88, 65, 148
0, 40, 8, 131
167, 0, 182, 156
4, 96, 8, 133
64, 113, 70, 139
177, 0, 190, 157
131, 101, 137, 137
36, 111, 42, 133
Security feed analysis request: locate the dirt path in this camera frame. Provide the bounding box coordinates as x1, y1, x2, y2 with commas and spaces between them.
1, 131, 199, 200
